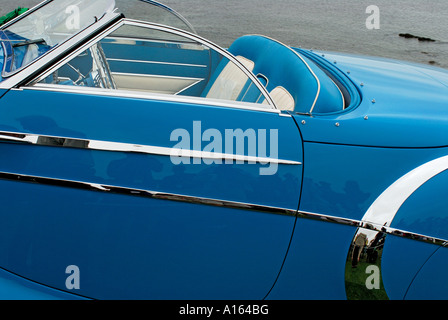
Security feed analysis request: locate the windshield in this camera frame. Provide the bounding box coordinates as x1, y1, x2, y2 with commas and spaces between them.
0, 0, 115, 76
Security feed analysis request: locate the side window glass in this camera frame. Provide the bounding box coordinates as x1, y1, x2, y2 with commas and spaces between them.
35, 23, 268, 106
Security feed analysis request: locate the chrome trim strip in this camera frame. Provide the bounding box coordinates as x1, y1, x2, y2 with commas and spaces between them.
175, 79, 203, 95
0, 171, 297, 217
297, 210, 448, 246
345, 155, 448, 300
111, 71, 203, 82
297, 210, 361, 228
330, 77, 345, 110
107, 58, 207, 68
104, 36, 204, 48
0, 130, 301, 165
256, 73, 269, 88
363, 155, 448, 228
23, 84, 280, 114
0, 165, 444, 246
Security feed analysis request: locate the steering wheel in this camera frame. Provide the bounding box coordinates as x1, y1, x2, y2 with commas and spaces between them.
90, 43, 116, 89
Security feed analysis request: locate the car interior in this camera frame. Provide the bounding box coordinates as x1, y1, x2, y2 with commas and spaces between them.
36, 23, 346, 113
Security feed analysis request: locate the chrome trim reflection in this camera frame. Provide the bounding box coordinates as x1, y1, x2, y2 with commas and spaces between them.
298, 210, 448, 247
111, 71, 203, 82
345, 226, 389, 300
345, 155, 448, 300
0, 167, 445, 248
25, 83, 278, 114
297, 210, 360, 228
107, 58, 207, 68
0, 171, 297, 217
0, 130, 301, 165
363, 155, 448, 228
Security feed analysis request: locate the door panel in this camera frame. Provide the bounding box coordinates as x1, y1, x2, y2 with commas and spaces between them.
0, 88, 303, 299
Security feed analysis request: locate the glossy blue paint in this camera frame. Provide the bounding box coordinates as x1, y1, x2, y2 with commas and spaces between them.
381, 235, 440, 299
294, 51, 448, 148
404, 246, 448, 300
0, 88, 302, 299
0, 88, 302, 209
0, 267, 87, 300
392, 169, 448, 241
0, 178, 296, 299
377, 168, 448, 299
266, 218, 356, 300
299, 142, 448, 221
273, 142, 448, 299
0, 0, 447, 300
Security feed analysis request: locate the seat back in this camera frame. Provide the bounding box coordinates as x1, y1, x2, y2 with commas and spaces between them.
226, 35, 345, 113
203, 55, 255, 101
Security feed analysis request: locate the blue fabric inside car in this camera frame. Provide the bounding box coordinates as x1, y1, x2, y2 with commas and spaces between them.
209, 35, 345, 113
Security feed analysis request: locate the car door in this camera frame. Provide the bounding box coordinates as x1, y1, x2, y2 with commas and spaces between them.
0, 20, 303, 299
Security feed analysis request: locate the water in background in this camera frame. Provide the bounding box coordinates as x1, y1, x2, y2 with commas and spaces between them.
1, 0, 447, 69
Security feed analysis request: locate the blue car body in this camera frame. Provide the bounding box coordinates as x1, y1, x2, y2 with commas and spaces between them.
0, 0, 447, 300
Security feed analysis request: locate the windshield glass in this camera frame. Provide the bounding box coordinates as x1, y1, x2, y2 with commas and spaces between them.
0, 0, 115, 76
114, 0, 196, 34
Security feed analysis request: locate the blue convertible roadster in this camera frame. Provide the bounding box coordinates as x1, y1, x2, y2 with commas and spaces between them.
0, 0, 447, 300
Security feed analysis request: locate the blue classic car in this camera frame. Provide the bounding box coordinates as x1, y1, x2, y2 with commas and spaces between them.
0, 0, 447, 300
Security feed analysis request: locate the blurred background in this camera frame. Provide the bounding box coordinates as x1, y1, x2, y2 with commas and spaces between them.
1, 0, 447, 69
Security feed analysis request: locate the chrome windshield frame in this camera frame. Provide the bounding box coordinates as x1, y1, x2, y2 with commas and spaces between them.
22, 18, 278, 110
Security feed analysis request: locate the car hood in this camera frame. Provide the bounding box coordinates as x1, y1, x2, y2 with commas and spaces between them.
296, 51, 448, 148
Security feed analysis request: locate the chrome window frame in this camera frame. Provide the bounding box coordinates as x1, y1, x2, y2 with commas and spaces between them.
21, 18, 278, 111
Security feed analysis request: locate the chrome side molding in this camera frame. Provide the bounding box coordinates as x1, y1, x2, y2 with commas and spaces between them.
0, 130, 301, 165
0, 171, 297, 217
0, 168, 445, 248
345, 155, 448, 300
